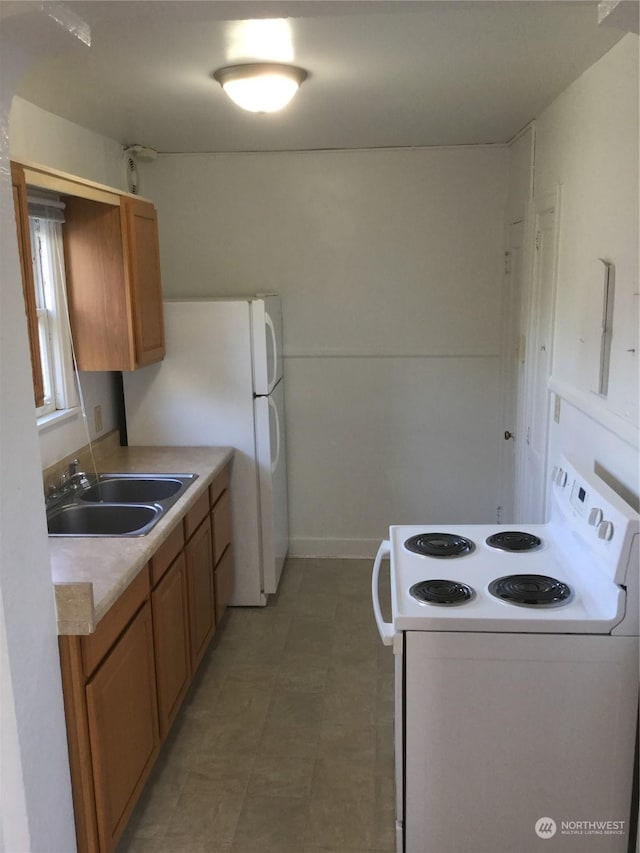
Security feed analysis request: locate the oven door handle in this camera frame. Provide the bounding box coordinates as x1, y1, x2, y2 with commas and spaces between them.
372, 540, 395, 645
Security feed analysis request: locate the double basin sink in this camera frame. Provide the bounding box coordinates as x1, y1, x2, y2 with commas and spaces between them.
47, 473, 197, 537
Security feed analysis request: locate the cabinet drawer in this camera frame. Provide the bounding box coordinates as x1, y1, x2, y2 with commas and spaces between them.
211, 488, 232, 566
209, 465, 230, 507
82, 566, 150, 679
214, 546, 234, 624
150, 522, 184, 586
184, 491, 210, 540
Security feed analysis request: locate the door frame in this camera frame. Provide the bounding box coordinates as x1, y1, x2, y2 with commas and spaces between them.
515, 185, 562, 521
498, 217, 526, 522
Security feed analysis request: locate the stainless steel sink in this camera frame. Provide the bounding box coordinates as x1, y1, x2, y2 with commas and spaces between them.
47, 472, 197, 537
47, 503, 161, 537
79, 475, 192, 504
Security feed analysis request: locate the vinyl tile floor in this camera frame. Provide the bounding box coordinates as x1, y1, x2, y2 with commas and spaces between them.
117, 558, 396, 853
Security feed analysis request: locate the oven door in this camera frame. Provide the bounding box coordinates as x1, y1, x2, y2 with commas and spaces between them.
403, 631, 638, 853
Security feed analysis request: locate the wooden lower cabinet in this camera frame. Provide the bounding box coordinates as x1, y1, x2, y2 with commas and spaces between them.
211, 486, 232, 564
214, 545, 234, 624
86, 602, 159, 851
185, 517, 216, 671
151, 552, 190, 737
59, 465, 234, 852
210, 472, 233, 623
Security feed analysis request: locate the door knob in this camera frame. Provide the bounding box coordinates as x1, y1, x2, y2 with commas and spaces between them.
504, 431, 514, 440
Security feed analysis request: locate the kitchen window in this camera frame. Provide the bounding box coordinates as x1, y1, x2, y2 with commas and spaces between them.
28, 196, 79, 423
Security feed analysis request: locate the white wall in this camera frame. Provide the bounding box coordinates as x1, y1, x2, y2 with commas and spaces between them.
534, 35, 639, 498
144, 145, 508, 555
9, 96, 125, 468
10, 95, 125, 188
0, 12, 79, 852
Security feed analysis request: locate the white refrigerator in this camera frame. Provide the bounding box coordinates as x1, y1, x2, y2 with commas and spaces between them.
122, 295, 288, 606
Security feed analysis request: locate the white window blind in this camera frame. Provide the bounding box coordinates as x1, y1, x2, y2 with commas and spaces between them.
27, 192, 65, 223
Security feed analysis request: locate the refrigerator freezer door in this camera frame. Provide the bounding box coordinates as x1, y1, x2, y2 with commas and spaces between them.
254, 378, 289, 594
251, 295, 283, 395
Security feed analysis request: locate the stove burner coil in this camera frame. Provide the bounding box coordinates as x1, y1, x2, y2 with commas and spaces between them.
488, 574, 572, 607
486, 531, 542, 552
410, 579, 475, 606
405, 533, 475, 558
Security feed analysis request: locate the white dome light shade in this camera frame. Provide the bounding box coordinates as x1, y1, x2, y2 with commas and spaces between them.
213, 63, 308, 113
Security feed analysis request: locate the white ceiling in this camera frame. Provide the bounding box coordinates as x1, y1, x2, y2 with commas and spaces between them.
13, 0, 626, 153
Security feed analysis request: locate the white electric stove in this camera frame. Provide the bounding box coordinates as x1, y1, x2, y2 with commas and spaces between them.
372, 455, 639, 853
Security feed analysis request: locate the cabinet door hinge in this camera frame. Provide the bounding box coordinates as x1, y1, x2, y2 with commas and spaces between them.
535, 231, 541, 251
504, 251, 511, 274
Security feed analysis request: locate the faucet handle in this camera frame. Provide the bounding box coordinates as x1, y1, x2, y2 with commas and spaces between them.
68, 458, 80, 476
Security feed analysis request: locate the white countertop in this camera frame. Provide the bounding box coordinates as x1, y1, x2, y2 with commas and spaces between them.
50, 445, 234, 635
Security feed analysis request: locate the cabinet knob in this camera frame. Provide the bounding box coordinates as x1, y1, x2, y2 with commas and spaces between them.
504, 431, 514, 441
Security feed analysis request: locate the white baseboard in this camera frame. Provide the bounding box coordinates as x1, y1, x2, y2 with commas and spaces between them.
288, 537, 381, 559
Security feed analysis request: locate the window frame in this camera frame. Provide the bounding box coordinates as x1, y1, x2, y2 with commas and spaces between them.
28, 213, 79, 424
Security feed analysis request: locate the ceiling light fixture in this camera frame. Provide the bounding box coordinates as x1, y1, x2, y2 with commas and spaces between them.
213, 63, 308, 113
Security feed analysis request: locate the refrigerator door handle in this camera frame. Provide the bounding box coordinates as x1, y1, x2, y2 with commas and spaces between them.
268, 395, 281, 474
265, 312, 278, 391
372, 540, 395, 645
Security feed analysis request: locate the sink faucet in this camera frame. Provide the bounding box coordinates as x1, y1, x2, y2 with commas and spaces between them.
46, 459, 90, 506
66, 459, 90, 490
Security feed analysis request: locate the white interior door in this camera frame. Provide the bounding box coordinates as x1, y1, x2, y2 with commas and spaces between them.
517, 189, 560, 522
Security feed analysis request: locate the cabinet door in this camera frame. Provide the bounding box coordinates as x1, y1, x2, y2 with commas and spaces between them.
211, 488, 232, 565
215, 545, 234, 624
185, 518, 216, 672
86, 602, 159, 851
152, 552, 190, 738
121, 197, 165, 367
211, 484, 233, 624
63, 197, 132, 370
10, 162, 44, 406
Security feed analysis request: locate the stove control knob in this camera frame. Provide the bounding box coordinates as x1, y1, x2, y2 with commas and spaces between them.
588, 507, 604, 527
597, 520, 614, 541
555, 468, 567, 487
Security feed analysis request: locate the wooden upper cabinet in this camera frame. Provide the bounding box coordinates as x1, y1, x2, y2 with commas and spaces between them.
121, 197, 165, 367
63, 194, 165, 371
10, 162, 44, 406
63, 197, 130, 371
11, 160, 165, 372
